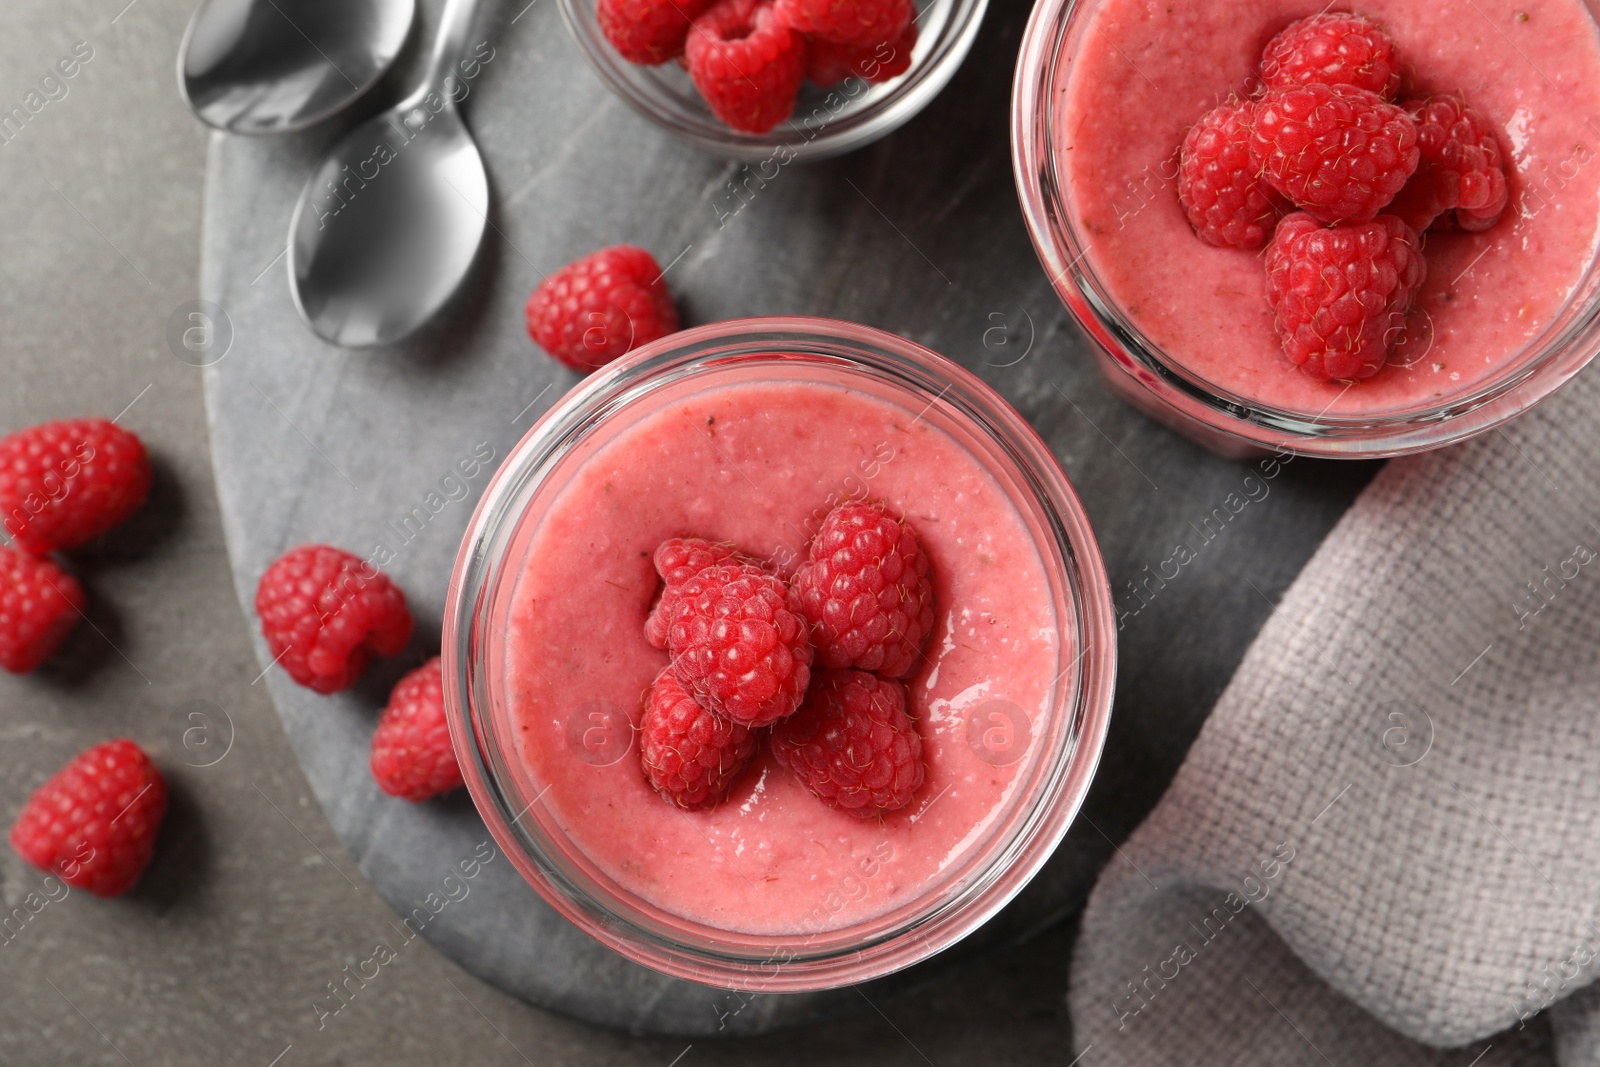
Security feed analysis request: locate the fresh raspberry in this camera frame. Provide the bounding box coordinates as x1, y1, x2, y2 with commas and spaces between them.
1265, 212, 1426, 381
665, 561, 813, 728
255, 544, 413, 694
1178, 99, 1281, 250
1251, 83, 1419, 224
0, 418, 151, 555
0, 547, 84, 673
792, 501, 933, 679
370, 658, 463, 802
525, 246, 680, 372
777, 0, 909, 46
645, 537, 769, 650
805, 22, 916, 86
685, 0, 807, 134
639, 667, 758, 810
1386, 95, 1510, 233
9, 739, 168, 898
1260, 13, 1402, 99
772, 670, 924, 817
599, 0, 714, 64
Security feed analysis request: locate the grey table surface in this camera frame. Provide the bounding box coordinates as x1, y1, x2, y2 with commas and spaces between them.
0, 0, 1373, 1061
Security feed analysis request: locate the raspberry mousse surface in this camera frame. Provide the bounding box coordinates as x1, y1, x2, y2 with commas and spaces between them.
1059, 0, 1600, 414
503, 377, 1065, 935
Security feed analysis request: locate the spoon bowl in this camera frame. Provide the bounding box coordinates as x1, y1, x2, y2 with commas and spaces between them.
179, 0, 416, 135
287, 0, 490, 348
289, 97, 488, 348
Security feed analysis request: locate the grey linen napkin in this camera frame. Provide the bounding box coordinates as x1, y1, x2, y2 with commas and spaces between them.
1067, 364, 1600, 1065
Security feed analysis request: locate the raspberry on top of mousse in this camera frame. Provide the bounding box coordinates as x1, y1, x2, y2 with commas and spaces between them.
771, 669, 926, 818
1265, 211, 1426, 382
791, 500, 935, 679
1260, 12, 1403, 99
639, 666, 760, 810
1178, 98, 1283, 250
1388, 94, 1511, 233
644, 536, 772, 650
1173, 9, 1510, 385
1249, 82, 1419, 225
664, 560, 814, 730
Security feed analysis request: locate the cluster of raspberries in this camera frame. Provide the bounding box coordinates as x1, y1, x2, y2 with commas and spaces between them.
0, 418, 150, 675
1176, 12, 1511, 382
0, 418, 167, 898
0, 415, 459, 899
638, 500, 935, 817
254, 545, 465, 805
598, 0, 918, 133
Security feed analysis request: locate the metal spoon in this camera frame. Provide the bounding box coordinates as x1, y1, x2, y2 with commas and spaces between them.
287, 0, 491, 348
179, 0, 415, 134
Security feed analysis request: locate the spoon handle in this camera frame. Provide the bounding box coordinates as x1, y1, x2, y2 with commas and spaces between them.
423, 0, 486, 92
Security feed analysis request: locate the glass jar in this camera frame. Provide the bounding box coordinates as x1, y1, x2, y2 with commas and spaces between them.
558, 0, 987, 161
1012, 0, 1600, 458
442, 317, 1116, 990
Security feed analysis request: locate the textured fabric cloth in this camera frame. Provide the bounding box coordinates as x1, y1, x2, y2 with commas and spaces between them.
1069, 365, 1600, 1066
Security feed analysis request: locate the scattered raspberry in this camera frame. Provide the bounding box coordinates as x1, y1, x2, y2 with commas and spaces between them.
665, 561, 812, 728
772, 670, 924, 817
599, 0, 714, 64
1178, 99, 1281, 249
0, 547, 84, 673
804, 21, 917, 85
1387, 95, 1510, 233
1251, 83, 1419, 224
0, 418, 151, 555
793, 501, 933, 679
525, 245, 680, 372
685, 0, 807, 134
639, 668, 758, 810
255, 545, 413, 694
9, 739, 168, 897
1260, 13, 1402, 99
645, 537, 768, 650
1265, 212, 1426, 381
370, 658, 463, 802
776, 0, 910, 46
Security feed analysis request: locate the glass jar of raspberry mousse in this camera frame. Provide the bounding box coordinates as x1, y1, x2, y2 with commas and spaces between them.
442, 317, 1116, 990
1012, 0, 1600, 458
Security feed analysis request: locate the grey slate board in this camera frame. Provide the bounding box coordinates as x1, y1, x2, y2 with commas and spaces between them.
200, 0, 1378, 1037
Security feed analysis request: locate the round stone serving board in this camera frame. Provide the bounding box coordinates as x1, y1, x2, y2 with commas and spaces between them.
199, 0, 1378, 1037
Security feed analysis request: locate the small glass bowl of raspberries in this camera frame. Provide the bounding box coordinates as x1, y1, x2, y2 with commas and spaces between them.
560, 0, 987, 158
441, 317, 1117, 990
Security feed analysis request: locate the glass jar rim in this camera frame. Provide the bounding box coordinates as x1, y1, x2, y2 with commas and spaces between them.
1010, 0, 1600, 457
556, 0, 989, 162
441, 316, 1117, 990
